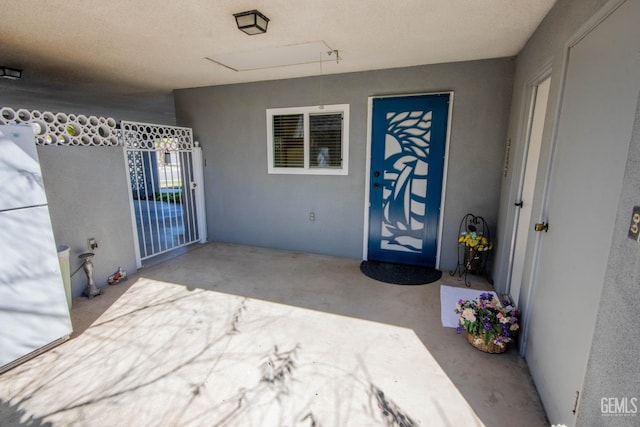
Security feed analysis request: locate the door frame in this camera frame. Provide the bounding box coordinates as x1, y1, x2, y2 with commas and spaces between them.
505, 65, 552, 306
362, 92, 454, 268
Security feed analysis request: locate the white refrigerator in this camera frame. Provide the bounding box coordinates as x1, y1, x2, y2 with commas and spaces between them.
0, 124, 73, 374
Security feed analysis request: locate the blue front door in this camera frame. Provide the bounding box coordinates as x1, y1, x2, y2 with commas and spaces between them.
367, 94, 450, 267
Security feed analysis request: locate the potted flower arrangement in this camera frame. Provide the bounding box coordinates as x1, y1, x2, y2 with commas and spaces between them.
454, 293, 519, 353
458, 232, 493, 251
458, 232, 493, 273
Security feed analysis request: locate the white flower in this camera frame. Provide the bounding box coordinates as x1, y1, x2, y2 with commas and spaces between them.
462, 308, 476, 322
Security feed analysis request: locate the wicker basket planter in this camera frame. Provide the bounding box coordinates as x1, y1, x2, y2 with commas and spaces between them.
466, 332, 508, 354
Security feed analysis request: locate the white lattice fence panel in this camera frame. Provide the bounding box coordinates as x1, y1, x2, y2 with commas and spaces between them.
0, 106, 118, 146
121, 121, 193, 151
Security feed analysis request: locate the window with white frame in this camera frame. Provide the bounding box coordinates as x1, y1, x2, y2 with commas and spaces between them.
266, 104, 349, 175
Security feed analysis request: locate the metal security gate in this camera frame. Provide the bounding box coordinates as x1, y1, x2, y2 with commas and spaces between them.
366, 93, 452, 267
122, 121, 205, 264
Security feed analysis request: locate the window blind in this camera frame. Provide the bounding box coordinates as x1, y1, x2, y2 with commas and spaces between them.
273, 114, 304, 168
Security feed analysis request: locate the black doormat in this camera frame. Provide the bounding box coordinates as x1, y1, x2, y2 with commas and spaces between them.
359, 260, 442, 285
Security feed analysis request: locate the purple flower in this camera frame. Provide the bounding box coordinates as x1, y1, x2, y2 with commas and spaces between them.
479, 293, 492, 301
456, 325, 463, 334
483, 316, 492, 330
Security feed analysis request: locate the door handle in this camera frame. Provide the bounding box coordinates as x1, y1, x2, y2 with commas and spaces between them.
514, 201, 523, 207
534, 222, 549, 232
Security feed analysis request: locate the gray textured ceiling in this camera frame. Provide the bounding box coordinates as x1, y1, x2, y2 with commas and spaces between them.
0, 1, 556, 95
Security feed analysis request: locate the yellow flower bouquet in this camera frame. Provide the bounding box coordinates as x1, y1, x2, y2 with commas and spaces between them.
457, 232, 493, 252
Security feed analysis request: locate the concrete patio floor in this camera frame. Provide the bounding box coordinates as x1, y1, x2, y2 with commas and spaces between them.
0, 242, 548, 426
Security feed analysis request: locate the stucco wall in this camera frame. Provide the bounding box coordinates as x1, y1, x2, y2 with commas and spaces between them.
37, 146, 137, 298
0, 81, 176, 126
174, 58, 514, 269
1, 85, 176, 297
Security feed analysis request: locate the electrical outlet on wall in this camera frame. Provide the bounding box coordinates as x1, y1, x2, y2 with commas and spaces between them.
309, 211, 315, 221
88, 237, 98, 251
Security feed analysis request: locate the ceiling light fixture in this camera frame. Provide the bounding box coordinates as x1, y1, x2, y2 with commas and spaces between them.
0, 66, 22, 80
233, 10, 269, 35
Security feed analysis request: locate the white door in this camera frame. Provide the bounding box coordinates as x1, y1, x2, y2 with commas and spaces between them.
525, 1, 640, 425
509, 76, 550, 306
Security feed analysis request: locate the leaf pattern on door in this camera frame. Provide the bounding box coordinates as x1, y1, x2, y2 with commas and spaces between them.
380, 111, 432, 253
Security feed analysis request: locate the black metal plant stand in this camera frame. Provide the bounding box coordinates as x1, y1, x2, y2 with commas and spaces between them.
450, 213, 493, 287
